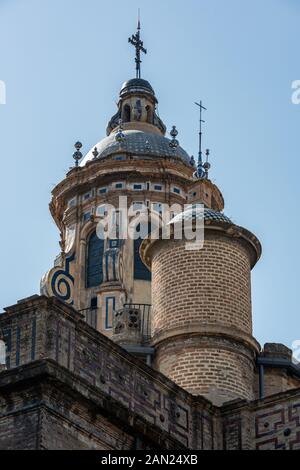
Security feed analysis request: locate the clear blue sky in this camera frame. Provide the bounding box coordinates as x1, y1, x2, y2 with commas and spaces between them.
0, 0, 299, 349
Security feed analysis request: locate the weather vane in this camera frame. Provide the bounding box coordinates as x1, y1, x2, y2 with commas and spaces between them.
194, 101, 211, 179
128, 11, 147, 79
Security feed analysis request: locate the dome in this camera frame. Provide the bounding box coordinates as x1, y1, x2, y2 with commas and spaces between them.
169, 207, 232, 225
120, 78, 155, 98
80, 129, 191, 166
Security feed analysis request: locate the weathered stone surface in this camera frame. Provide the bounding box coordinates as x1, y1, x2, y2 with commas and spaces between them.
0, 296, 300, 450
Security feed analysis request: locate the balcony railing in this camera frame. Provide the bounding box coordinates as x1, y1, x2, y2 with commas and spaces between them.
123, 303, 152, 342
79, 303, 152, 342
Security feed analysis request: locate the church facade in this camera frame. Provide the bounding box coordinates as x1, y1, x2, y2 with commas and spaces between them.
0, 25, 300, 450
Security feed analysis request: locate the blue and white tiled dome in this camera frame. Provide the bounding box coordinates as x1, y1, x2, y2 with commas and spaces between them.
169, 207, 232, 225
80, 130, 191, 166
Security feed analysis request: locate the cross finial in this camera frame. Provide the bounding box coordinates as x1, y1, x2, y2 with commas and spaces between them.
128, 13, 147, 79
194, 101, 209, 179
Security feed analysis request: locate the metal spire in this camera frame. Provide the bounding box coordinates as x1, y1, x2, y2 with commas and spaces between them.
194, 101, 211, 179
128, 12, 147, 79
195, 101, 206, 166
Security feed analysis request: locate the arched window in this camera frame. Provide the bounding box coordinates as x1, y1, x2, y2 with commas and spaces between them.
134, 223, 152, 281
122, 104, 131, 123
86, 231, 104, 288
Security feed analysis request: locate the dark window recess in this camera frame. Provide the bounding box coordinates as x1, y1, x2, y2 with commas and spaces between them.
109, 239, 120, 248
154, 185, 162, 191
86, 232, 104, 288
134, 223, 152, 281
115, 183, 123, 189
173, 187, 181, 194
123, 104, 131, 122
83, 212, 91, 221
133, 184, 143, 190
99, 188, 107, 194
90, 297, 98, 309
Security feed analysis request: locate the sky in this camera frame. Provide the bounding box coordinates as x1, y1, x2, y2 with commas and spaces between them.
0, 0, 299, 350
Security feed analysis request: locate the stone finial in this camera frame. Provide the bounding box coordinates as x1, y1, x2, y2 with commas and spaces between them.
73, 141, 83, 167
112, 307, 142, 346
169, 126, 179, 152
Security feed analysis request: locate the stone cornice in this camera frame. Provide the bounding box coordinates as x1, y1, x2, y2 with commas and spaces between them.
53, 158, 194, 199
151, 322, 261, 355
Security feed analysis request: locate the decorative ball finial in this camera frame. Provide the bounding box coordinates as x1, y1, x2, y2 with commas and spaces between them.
73, 141, 83, 167
203, 149, 211, 178
169, 126, 179, 152
194, 148, 212, 179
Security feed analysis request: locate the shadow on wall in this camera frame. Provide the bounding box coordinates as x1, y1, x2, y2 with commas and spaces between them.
0, 340, 6, 368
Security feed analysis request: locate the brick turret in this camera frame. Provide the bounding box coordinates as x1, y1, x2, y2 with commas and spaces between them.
141, 208, 262, 405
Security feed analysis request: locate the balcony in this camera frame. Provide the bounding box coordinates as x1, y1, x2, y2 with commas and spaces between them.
122, 303, 151, 343
79, 303, 151, 342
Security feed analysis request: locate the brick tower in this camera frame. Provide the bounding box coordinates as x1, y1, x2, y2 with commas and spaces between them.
141, 207, 262, 405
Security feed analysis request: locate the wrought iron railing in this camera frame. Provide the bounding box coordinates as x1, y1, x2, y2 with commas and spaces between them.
79, 307, 98, 329
123, 303, 151, 342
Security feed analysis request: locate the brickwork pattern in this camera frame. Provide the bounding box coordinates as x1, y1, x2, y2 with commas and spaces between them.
220, 391, 300, 450
151, 234, 252, 337
254, 396, 300, 450
150, 232, 255, 402
1, 296, 300, 450
155, 336, 255, 404
0, 297, 216, 449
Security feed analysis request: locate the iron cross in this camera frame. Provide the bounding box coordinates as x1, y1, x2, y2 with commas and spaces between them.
128, 18, 147, 79
195, 100, 207, 165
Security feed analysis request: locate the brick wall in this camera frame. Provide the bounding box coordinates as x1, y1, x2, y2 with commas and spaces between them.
221, 389, 300, 450
149, 230, 258, 404
253, 391, 300, 450
0, 296, 218, 450
151, 234, 253, 337
1, 295, 300, 450
254, 368, 300, 399
155, 336, 255, 405
0, 361, 142, 450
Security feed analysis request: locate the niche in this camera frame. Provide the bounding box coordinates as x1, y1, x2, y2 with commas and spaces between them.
122, 104, 131, 122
